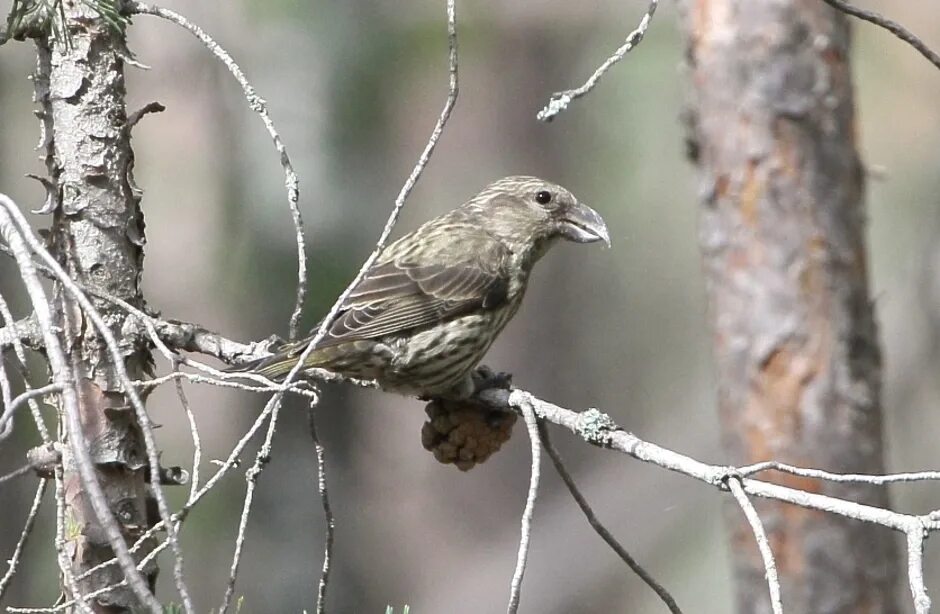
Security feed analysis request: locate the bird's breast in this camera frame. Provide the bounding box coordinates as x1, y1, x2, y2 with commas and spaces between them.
381, 301, 521, 395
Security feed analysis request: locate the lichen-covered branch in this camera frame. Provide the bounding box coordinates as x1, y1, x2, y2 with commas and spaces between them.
537, 0, 658, 122
475, 388, 937, 612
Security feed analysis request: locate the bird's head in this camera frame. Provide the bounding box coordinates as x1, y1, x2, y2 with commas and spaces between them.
466, 176, 610, 259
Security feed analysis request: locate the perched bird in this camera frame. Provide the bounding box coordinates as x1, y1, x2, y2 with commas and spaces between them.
248, 176, 609, 399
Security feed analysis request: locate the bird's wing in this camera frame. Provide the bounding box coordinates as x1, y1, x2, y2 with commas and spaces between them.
294, 225, 512, 352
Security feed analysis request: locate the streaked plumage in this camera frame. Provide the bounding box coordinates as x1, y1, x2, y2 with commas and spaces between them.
248, 176, 609, 399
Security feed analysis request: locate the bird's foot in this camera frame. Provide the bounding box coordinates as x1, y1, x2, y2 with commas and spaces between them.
416, 367, 512, 404
260, 334, 287, 353
472, 364, 513, 393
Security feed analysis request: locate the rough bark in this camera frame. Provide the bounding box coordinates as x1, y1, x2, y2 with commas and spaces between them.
34, 5, 158, 610
678, 1, 900, 612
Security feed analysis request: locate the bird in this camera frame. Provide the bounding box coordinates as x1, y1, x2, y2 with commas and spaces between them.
244, 175, 610, 399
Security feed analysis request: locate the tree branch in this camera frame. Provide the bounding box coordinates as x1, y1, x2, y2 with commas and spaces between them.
506, 397, 541, 614
471, 387, 940, 612
539, 423, 682, 614
125, 0, 309, 341
537, 0, 658, 121
0, 313, 44, 351
149, 318, 269, 366
727, 478, 783, 614
820, 0, 940, 71
306, 402, 334, 614
0, 196, 162, 613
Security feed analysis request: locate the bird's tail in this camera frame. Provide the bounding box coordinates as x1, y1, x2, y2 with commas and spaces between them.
227, 338, 329, 381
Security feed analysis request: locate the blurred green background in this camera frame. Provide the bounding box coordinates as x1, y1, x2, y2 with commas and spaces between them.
0, 1, 938, 611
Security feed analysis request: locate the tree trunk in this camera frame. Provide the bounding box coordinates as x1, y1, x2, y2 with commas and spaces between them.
678, 1, 901, 612
35, 5, 158, 610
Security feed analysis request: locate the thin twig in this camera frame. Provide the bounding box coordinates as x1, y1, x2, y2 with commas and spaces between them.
216, 1, 458, 606
537, 0, 658, 121
0, 479, 47, 599
738, 460, 940, 485
905, 522, 931, 614
820, 0, 940, 71
219, 397, 285, 613
0, 196, 194, 613
46, 365, 351, 607
727, 478, 782, 614
507, 391, 541, 614
126, 1, 308, 340
0, 383, 62, 437
0, 299, 33, 369
135, 369, 321, 398
22, 388, 284, 612
306, 403, 334, 613
173, 370, 202, 501
49, 395, 281, 611
0, 293, 18, 438
475, 388, 940, 533
0, 338, 13, 438
0, 463, 37, 485
477, 386, 940, 612
0, 243, 56, 280
538, 423, 682, 614
0, 196, 160, 614
272, 0, 460, 380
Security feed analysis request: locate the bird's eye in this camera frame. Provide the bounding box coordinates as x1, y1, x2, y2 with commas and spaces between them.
535, 190, 552, 205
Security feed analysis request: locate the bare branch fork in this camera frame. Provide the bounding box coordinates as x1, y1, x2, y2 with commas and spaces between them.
476, 388, 939, 613
539, 423, 683, 614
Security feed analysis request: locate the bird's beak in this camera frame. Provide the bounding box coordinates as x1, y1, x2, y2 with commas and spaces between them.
559, 202, 611, 247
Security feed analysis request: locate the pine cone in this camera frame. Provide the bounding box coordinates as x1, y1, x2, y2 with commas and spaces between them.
421, 399, 517, 471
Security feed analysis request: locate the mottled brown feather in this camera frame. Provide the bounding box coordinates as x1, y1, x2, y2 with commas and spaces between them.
273, 217, 512, 359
